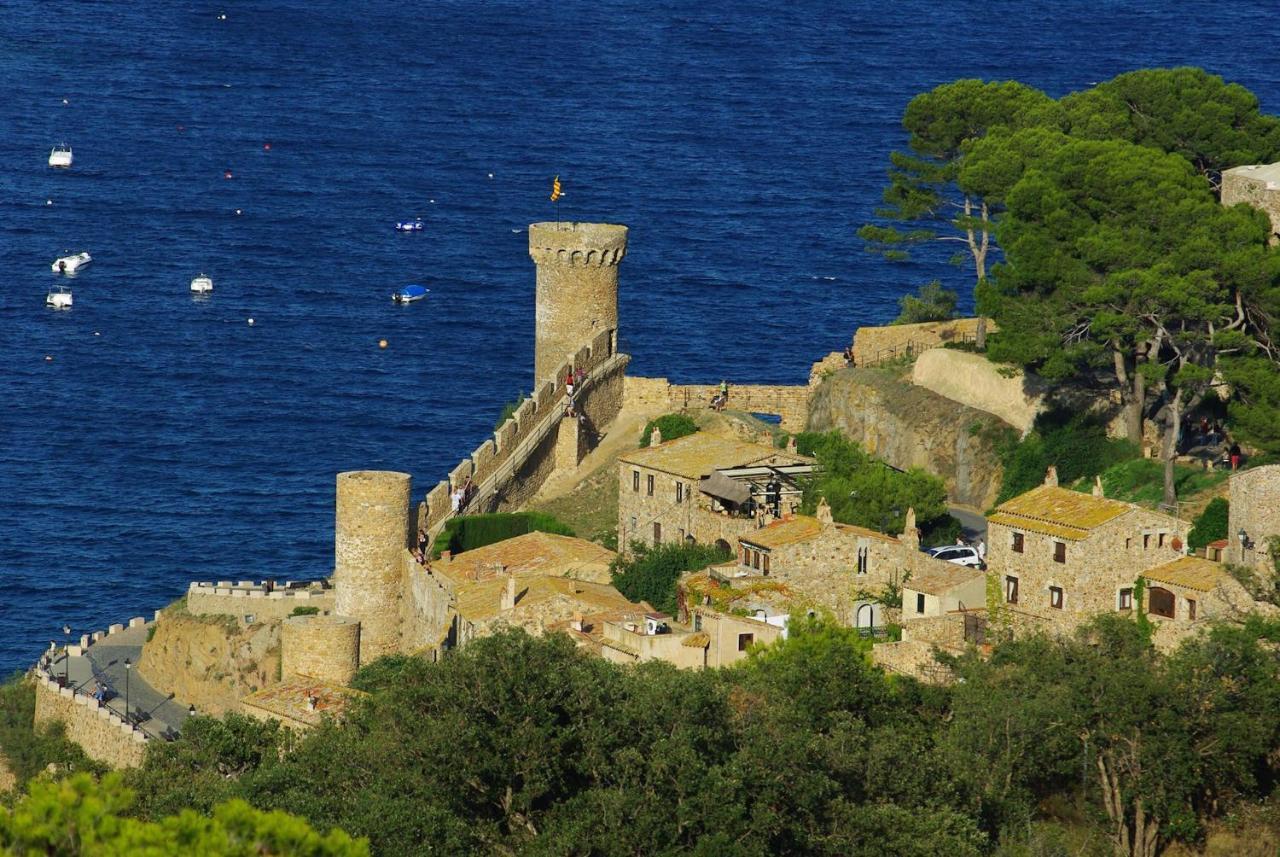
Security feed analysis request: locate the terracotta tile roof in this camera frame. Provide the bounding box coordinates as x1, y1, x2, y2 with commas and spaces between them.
904, 564, 985, 596
458, 575, 642, 625
987, 485, 1134, 541
619, 433, 810, 480
1142, 556, 1230, 593
741, 515, 823, 549
240, 679, 366, 728
682, 632, 711, 648
437, 532, 616, 586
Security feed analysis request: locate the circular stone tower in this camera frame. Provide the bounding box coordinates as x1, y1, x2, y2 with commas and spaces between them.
282, 614, 361, 685
528, 221, 628, 384
333, 470, 411, 665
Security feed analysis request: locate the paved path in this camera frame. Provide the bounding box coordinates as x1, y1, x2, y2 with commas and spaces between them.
948, 505, 988, 543
48, 625, 193, 741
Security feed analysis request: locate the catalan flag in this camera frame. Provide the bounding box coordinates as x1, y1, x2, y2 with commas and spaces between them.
550, 175, 562, 202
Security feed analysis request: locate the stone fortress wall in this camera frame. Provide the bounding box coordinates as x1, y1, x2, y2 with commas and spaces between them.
33, 674, 148, 769
851, 318, 992, 367
186, 580, 334, 622
1228, 464, 1280, 570
281, 614, 360, 685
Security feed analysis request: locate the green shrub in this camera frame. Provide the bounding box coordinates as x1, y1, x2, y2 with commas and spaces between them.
290, 605, 321, 617
611, 541, 733, 615
893, 280, 958, 324
434, 512, 574, 558
1093, 458, 1229, 507
0, 674, 103, 786
639, 413, 699, 448
494, 392, 527, 431
1188, 497, 1229, 551
995, 407, 1139, 504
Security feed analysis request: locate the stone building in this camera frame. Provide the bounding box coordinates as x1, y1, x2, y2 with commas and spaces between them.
901, 564, 986, 621
402, 531, 645, 650
1226, 464, 1280, 572
616, 433, 813, 553
1221, 163, 1280, 244
986, 477, 1189, 632
598, 604, 784, 670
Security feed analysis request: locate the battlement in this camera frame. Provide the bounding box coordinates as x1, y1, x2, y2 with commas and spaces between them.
186, 580, 335, 621
528, 222, 628, 267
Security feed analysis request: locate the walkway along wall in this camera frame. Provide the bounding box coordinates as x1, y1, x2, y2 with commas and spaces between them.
418, 328, 628, 539
33, 674, 148, 769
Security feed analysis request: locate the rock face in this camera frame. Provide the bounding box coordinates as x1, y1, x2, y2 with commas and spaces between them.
807, 368, 1009, 509
138, 606, 281, 715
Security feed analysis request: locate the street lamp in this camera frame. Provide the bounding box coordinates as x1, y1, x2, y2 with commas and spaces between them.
62, 625, 71, 687
188, 704, 196, 719
123, 658, 132, 727
48, 641, 56, 683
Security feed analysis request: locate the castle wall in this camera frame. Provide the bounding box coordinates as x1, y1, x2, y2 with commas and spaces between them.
622, 377, 812, 433
186, 582, 334, 622
401, 555, 457, 654
851, 318, 993, 367
1222, 165, 1280, 243
911, 348, 1043, 434
33, 675, 148, 769
334, 470, 412, 665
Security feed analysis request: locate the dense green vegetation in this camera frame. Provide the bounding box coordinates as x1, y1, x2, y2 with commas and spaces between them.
1, 773, 366, 856
1090, 459, 1229, 508
0, 675, 102, 787
93, 618, 1280, 856
893, 279, 958, 324
610, 541, 733, 615
863, 67, 1280, 505
432, 511, 574, 558
994, 408, 1138, 505
793, 431, 961, 545
1188, 497, 1230, 551
639, 413, 699, 447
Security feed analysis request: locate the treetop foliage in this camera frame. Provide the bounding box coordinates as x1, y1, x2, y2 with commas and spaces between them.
610, 540, 732, 615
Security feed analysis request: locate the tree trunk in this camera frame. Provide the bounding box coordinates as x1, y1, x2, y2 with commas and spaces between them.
976, 317, 987, 351
1112, 348, 1145, 445
1162, 388, 1183, 509
962, 196, 990, 285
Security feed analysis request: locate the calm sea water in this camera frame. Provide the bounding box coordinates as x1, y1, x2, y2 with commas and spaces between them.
2, 1, 1276, 672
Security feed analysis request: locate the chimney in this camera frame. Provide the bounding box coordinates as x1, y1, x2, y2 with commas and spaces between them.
305, 693, 318, 712
1092, 475, 1104, 498
816, 497, 834, 525
651, 425, 663, 445
901, 507, 920, 551
1044, 465, 1059, 488
570, 612, 583, 632
786, 436, 797, 454
501, 574, 517, 611
442, 550, 452, 562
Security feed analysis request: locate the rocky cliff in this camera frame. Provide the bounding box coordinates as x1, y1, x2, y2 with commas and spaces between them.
138, 601, 281, 715
807, 367, 1009, 509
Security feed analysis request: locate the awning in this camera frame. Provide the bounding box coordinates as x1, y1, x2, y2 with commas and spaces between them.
700, 470, 751, 505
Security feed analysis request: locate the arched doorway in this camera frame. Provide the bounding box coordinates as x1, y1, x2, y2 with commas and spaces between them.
715, 538, 731, 555
1147, 586, 1175, 618
855, 603, 876, 630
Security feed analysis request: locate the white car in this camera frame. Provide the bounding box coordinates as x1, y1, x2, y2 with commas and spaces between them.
926, 545, 985, 568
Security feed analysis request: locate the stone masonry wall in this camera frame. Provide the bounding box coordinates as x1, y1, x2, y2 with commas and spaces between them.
186, 583, 335, 622
911, 348, 1044, 434
281, 615, 360, 685
851, 318, 994, 367
334, 470, 411, 665
33, 674, 147, 769
401, 553, 456, 654
1222, 166, 1280, 243
1228, 464, 1280, 570
987, 509, 1189, 635
623, 377, 810, 433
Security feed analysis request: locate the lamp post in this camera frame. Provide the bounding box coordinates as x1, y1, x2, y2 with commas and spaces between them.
188, 704, 196, 719
123, 658, 132, 727
48, 641, 57, 684
62, 625, 71, 687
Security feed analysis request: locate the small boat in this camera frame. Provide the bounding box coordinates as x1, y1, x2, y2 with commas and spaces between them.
46, 285, 73, 309
190, 275, 214, 294
48, 144, 73, 168
51, 252, 91, 274
392, 284, 428, 304
394, 218, 424, 232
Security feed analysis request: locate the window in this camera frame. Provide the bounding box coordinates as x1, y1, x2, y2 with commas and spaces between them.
857, 546, 868, 575
678, 528, 685, 542
762, 554, 770, 575
1158, 532, 1165, 548
1187, 598, 1197, 620
694, 613, 702, 631
916, 593, 925, 614
1148, 586, 1175, 619
676, 482, 683, 503
646, 474, 654, 496
740, 545, 748, 564
1012, 532, 1024, 553
1125, 537, 1132, 550
737, 633, 754, 651
1119, 588, 1133, 610
1005, 575, 1019, 604
632, 471, 639, 492
1143, 533, 1151, 549
653, 522, 662, 544
752, 550, 760, 570
1049, 586, 1063, 609
1053, 542, 1066, 564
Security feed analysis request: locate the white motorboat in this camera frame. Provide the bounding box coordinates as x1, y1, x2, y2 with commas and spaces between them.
51, 252, 91, 274
190, 275, 214, 294
48, 144, 73, 168
46, 285, 73, 309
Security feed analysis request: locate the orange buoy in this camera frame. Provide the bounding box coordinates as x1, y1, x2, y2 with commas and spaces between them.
378, 339, 388, 349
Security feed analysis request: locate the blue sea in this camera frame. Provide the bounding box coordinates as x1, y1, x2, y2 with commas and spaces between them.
2, 0, 1277, 672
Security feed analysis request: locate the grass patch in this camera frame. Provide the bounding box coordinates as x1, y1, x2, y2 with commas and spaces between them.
527, 468, 619, 550
1080, 459, 1230, 507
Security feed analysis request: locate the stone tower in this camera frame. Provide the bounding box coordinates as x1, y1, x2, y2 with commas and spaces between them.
528, 221, 628, 383
333, 470, 411, 664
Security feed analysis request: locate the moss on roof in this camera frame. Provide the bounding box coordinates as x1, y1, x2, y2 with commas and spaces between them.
741, 515, 824, 549
1142, 556, 1230, 593
619, 433, 809, 479
988, 485, 1133, 541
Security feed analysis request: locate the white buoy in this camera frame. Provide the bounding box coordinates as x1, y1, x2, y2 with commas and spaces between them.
235, 208, 242, 215
247, 318, 255, 325
487, 173, 493, 179
94, 331, 100, 336
46, 200, 52, 206
429, 199, 435, 204
62, 98, 69, 105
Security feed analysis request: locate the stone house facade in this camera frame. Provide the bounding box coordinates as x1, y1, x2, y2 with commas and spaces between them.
599, 605, 784, 670
1226, 464, 1280, 572
616, 434, 811, 553
986, 482, 1189, 633
901, 565, 986, 621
